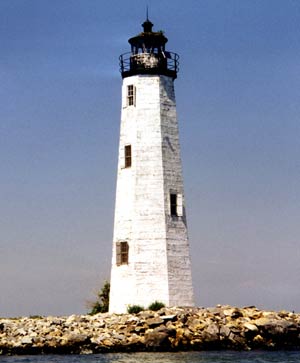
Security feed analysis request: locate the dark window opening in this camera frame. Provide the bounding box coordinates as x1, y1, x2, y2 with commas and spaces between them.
125, 145, 132, 168
116, 241, 129, 266
170, 193, 177, 216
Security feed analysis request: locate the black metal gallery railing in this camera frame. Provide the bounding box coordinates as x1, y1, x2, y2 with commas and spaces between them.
119, 51, 179, 78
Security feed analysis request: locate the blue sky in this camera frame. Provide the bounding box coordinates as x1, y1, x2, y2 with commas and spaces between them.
1, 0, 300, 316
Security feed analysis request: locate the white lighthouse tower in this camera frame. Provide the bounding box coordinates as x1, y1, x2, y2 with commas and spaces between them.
109, 18, 194, 313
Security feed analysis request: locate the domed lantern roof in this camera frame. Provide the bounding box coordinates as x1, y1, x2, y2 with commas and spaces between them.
128, 18, 168, 53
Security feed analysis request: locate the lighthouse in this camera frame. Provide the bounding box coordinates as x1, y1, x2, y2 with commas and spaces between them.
109, 17, 194, 313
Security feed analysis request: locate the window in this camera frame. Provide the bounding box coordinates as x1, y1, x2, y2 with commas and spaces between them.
125, 145, 132, 168
170, 193, 183, 217
170, 194, 177, 216
127, 85, 136, 106
116, 241, 129, 266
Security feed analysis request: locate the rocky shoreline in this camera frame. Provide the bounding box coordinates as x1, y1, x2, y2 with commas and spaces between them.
1, 305, 300, 355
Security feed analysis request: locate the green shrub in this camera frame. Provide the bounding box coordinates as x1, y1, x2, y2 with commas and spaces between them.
148, 301, 165, 311
127, 305, 144, 314
29, 315, 43, 319
88, 281, 110, 315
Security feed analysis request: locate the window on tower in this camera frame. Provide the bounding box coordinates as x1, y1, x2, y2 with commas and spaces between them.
116, 241, 129, 266
170, 193, 183, 217
170, 194, 177, 216
127, 85, 136, 106
125, 145, 132, 168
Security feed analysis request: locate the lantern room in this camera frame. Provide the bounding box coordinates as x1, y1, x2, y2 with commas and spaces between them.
119, 18, 179, 79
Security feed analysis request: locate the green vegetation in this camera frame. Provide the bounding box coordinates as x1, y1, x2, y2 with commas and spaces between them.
148, 301, 165, 311
88, 281, 110, 315
127, 305, 144, 314
87, 285, 165, 315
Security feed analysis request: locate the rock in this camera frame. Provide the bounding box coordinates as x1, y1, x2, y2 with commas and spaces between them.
188, 319, 207, 332
0, 306, 300, 354
206, 323, 219, 336
61, 333, 88, 345
253, 334, 264, 343
102, 339, 114, 346
223, 308, 243, 319
20, 336, 33, 345
134, 326, 145, 333
146, 317, 164, 328
16, 328, 27, 336
219, 325, 231, 338
126, 333, 141, 346
244, 322, 258, 332
202, 322, 220, 345
112, 333, 125, 341
253, 317, 271, 327
161, 315, 177, 322
144, 328, 170, 349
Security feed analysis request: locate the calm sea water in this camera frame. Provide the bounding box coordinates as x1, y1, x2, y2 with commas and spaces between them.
0, 352, 300, 363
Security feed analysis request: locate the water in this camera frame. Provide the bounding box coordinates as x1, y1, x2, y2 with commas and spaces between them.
0, 352, 300, 363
